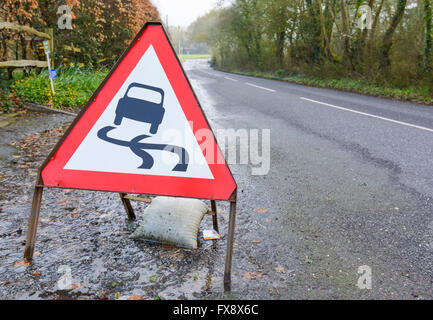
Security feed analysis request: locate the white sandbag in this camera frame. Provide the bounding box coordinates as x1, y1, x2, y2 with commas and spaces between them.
131, 196, 208, 249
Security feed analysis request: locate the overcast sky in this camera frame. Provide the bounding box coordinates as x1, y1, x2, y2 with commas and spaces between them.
150, 0, 230, 27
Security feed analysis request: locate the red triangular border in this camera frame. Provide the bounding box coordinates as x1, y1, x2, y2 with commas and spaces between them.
40, 22, 236, 200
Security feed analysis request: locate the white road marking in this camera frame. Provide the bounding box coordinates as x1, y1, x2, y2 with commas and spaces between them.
224, 76, 238, 82
200, 70, 220, 77
246, 82, 276, 92
300, 97, 433, 133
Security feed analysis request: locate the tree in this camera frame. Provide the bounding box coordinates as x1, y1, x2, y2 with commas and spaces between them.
379, 0, 408, 70
263, 0, 292, 68
1, 0, 160, 66
423, 0, 433, 73
190, 0, 431, 90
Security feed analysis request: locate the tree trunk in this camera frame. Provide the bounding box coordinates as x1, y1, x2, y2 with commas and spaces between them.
305, 0, 323, 64
276, 30, 285, 68
379, 0, 407, 70
323, 0, 338, 62
357, 0, 375, 65
423, 0, 433, 73
340, 0, 352, 68
370, 0, 385, 42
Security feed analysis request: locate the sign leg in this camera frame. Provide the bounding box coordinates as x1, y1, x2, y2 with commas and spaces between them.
210, 199, 219, 233
119, 193, 136, 220
224, 199, 237, 292
24, 186, 44, 260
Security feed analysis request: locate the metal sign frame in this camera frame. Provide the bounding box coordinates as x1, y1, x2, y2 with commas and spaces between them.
24, 22, 237, 292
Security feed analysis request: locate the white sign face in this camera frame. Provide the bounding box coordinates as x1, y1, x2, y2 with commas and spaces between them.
64, 45, 214, 179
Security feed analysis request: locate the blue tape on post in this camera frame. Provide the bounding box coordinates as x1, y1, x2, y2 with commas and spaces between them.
49, 69, 57, 79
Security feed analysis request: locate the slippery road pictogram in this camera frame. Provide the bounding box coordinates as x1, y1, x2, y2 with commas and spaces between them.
96, 82, 189, 172
97, 125, 189, 172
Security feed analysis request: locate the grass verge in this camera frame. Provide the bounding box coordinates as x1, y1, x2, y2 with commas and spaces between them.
11, 67, 108, 110
178, 54, 211, 62
219, 69, 433, 105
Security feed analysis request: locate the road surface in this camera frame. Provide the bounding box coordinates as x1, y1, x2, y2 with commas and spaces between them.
185, 59, 433, 299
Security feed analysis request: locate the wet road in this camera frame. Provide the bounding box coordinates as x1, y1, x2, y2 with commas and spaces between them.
185, 60, 433, 299
0, 59, 432, 299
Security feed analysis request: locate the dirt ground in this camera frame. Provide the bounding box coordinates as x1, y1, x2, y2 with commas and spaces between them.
0, 111, 275, 300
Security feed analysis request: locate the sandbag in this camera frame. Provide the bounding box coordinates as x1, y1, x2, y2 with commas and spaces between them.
131, 196, 208, 249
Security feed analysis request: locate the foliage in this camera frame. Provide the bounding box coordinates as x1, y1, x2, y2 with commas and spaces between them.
0, 84, 14, 112
11, 66, 108, 109
169, 26, 210, 55
0, 74, 24, 112
0, 0, 161, 67
0, 0, 160, 112
198, 0, 433, 92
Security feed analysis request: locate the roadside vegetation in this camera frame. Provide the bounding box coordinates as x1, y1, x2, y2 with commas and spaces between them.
178, 54, 211, 62
229, 70, 433, 104
190, 0, 433, 104
10, 66, 108, 110
0, 0, 160, 112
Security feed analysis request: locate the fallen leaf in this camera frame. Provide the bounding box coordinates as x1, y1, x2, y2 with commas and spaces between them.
128, 294, 144, 300
252, 240, 261, 244
253, 208, 268, 213
265, 218, 271, 223
34, 252, 41, 257
13, 260, 30, 268
162, 244, 175, 249
242, 272, 262, 280
274, 266, 285, 273
70, 283, 83, 290
71, 211, 79, 217
269, 287, 280, 295
32, 271, 42, 277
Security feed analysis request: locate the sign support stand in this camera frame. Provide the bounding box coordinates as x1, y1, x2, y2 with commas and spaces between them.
24, 182, 237, 291
224, 190, 237, 292
119, 192, 136, 220
24, 175, 44, 260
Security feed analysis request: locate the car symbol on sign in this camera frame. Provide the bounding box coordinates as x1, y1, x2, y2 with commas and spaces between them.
114, 82, 165, 134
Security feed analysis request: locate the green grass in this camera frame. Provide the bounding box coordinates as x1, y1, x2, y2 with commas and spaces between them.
178, 54, 211, 62
11, 66, 109, 110
223, 69, 433, 105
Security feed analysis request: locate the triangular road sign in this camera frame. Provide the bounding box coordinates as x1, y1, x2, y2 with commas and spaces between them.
40, 22, 236, 200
